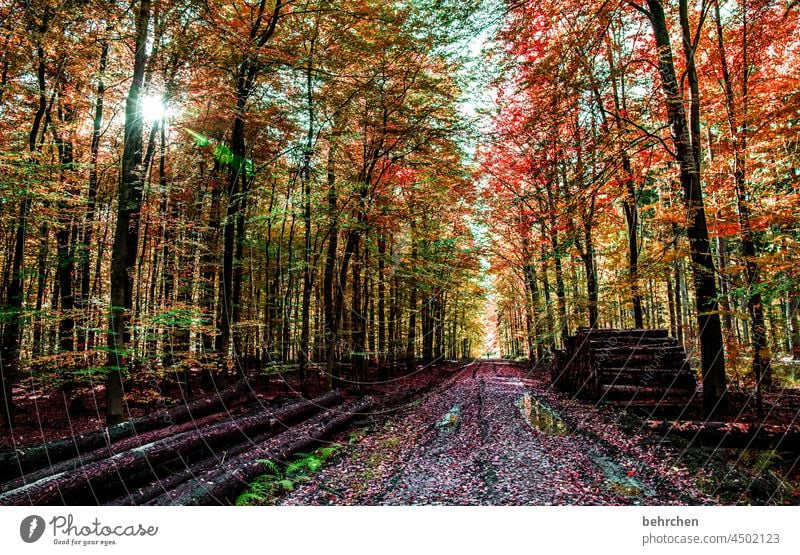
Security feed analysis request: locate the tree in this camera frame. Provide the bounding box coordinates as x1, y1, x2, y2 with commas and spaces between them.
632, 0, 728, 417
106, 0, 152, 424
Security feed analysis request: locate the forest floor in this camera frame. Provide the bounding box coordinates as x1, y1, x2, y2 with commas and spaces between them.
279, 360, 800, 505
1, 367, 329, 450
3, 359, 799, 505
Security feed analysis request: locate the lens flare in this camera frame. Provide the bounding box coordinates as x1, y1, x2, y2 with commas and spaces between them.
140, 94, 167, 122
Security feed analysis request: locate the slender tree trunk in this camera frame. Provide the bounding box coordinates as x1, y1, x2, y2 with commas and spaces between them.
377, 235, 387, 379
579, 216, 599, 329
604, 47, 644, 329
646, 0, 727, 418
298, 35, 316, 393
80, 38, 108, 352
789, 289, 800, 360
0, 196, 30, 428
54, 127, 75, 354
106, 0, 151, 425
323, 144, 338, 388
545, 183, 569, 344
540, 241, 556, 352
673, 260, 684, 343
523, 259, 542, 361
351, 240, 365, 384
713, 0, 770, 394
667, 274, 677, 338
716, 235, 734, 333
217, 105, 244, 379
388, 255, 399, 372
622, 167, 644, 328
406, 249, 418, 373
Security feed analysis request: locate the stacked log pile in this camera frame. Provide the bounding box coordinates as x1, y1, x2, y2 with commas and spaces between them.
647, 420, 800, 450
552, 328, 697, 410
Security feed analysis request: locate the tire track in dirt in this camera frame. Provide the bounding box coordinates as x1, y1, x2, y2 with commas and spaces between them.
281, 360, 708, 505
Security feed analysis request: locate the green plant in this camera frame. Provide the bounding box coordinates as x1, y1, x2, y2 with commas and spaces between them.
236, 444, 343, 506
381, 436, 402, 449
752, 450, 782, 473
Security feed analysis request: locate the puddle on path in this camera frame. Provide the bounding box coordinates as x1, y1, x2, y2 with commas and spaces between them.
437, 405, 461, 432
517, 394, 570, 436
590, 453, 653, 499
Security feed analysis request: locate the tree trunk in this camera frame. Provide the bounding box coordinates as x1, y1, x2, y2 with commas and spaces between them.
106, 0, 151, 425
790, 289, 800, 360
713, 0, 770, 396
581, 219, 599, 329
0, 379, 255, 485
377, 235, 387, 378
0, 391, 342, 505
673, 260, 684, 344
646, 0, 727, 418
54, 126, 75, 354
323, 144, 338, 388
157, 396, 368, 506
299, 36, 316, 393
406, 242, 418, 372
622, 166, 644, 328
79, 38, 108, 351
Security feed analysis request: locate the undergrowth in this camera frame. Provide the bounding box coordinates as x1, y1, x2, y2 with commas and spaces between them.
236, 443, 343, 505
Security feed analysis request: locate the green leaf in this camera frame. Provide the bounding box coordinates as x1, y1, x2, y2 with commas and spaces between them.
258, 459, 279, 474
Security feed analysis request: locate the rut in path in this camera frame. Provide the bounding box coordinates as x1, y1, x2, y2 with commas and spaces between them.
281, 360, 711, 505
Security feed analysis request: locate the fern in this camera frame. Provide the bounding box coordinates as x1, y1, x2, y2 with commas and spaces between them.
238, 444, 344, 505
305, 457, 322, 472
317, 445, 341, 459
258, 458, 280, 474
285, 460, 307, 475
235, 491, 268, 506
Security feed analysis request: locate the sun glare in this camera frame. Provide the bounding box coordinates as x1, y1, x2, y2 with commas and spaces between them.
140, 94, 167, 122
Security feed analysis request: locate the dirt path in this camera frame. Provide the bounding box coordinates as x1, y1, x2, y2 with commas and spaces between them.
281, 360, 712, 505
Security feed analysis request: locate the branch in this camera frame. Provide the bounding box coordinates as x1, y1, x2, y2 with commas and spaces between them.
625, 0, 651, 19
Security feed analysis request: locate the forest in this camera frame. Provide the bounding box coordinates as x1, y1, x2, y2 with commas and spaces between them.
0, 0, 487, 428
483, 0, 800, 418
1, 0, 799, 506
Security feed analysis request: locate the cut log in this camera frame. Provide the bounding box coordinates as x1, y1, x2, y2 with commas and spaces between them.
106, 423, 282, 506
576, 327, 669, 339
155, 396, 374, 505
647, 420, 800, 450
0, 379, 255, 481
552, 328, 696, 409
592, 352, 686, 368
0, 391, 343, 505
115, 363, 460, 505
598, 368, 695, 388
599, 384, 696, 403
0, 400, 262, 493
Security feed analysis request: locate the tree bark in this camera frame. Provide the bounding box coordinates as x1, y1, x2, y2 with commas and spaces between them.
0, 392, 342, 505
79, 38, 108, 351
218, 0, 282, 380
157, 396, 370, 506
323, 143, 338, 388
377, 235, 387, 377
299, 30, 317, 393
406, 242, 418, 372
0, 379, 255, 484
645, 0, 728, 418
713, 0, 770, 396
106, 0, 151, 425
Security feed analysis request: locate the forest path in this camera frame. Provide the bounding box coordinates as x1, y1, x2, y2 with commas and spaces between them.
281, 360, 711, 505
